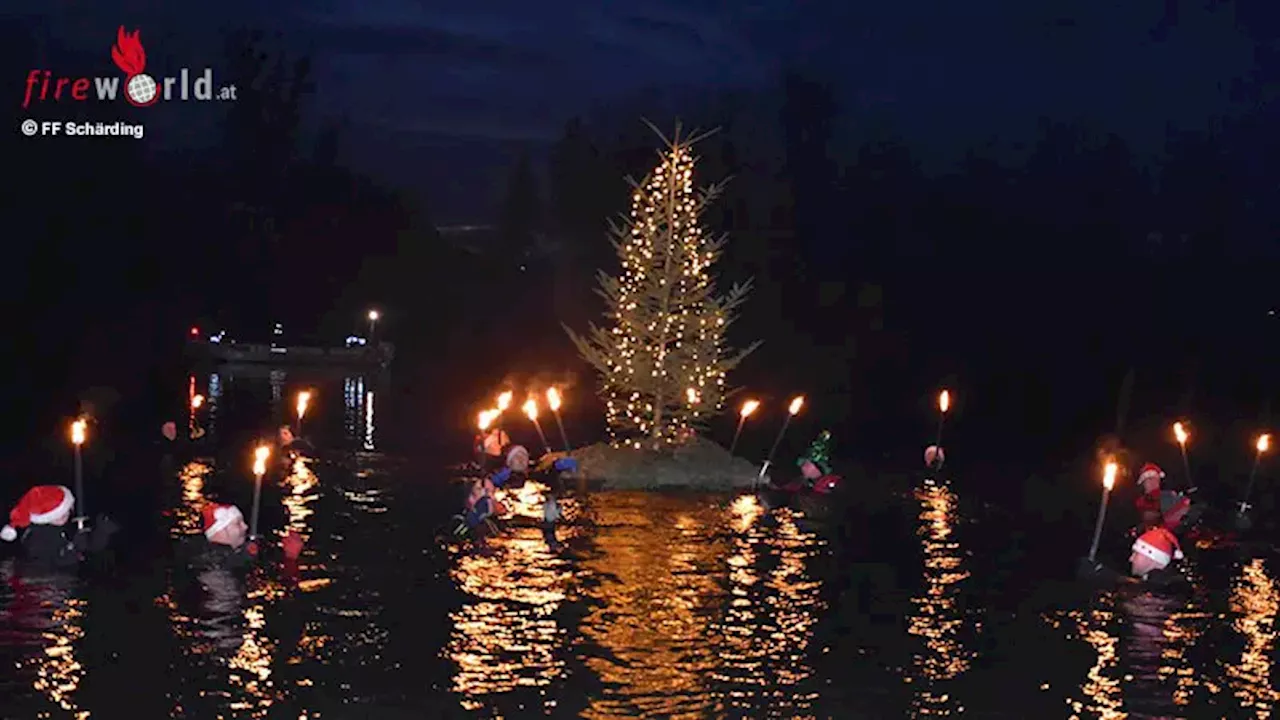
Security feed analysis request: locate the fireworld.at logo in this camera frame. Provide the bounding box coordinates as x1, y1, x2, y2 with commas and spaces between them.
22, 26, 237, 109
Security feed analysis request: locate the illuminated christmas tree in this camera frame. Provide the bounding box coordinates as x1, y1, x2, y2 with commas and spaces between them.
567, 122, 759, 448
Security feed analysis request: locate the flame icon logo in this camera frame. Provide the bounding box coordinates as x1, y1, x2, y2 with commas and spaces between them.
111, 26, 159, 107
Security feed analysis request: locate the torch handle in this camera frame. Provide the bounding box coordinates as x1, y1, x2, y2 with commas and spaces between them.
763, 415, 793, 470
553, 414, 571, 453
754, 460, 772, 492
934, 415, 946, 449
1087, 488, 1111, 563
250, 472, 264, 538
1240, 452, 1263, 510
73, 445, 85, 520
729, 417, 745, 456
534, 421, 552, 455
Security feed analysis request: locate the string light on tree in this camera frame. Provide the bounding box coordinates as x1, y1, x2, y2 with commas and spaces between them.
566, 121, 760, 448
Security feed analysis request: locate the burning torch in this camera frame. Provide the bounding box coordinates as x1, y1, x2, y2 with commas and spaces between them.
547, 387, 570, 452
756, 396, 805, 488
730, 399, 760, 456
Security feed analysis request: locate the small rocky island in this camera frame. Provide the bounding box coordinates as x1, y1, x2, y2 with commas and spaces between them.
559, 438, 760, 491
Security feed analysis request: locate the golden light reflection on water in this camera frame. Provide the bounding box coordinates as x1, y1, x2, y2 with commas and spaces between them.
1063, 598, 1125, 719
1117, 588, 1207, 711
1223, 558, 1280, 717
712, 494, 824, 717
282, 456, 319, 537
0, 563, 89, 719
575, 495, 728, 719
1116, 584, 1203, 712
906, 478, 974, 716
172, 460, 213, 537
166, 566, 290, 718
493, 479, 583, 528
445, 523, 573, 713
1163, 608, 1209, 708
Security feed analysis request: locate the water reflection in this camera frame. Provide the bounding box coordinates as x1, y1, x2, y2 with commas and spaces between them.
166, 562, 290, 717
172, 460, 213, 537
207, 372, 221, 438
282, 456, 319, 537
341, 377, 377, 450
906, 478, 974, 716
1064, 598, 1125, 719
344, 376, 363, 443
575, 495, 728, 717
269, 369, 286, 412
712, 494, 824, 717
445, 523, 573, 714
1116, 582, 1209, 712
0, 561, 88, 718
1223, 558, 1280, 715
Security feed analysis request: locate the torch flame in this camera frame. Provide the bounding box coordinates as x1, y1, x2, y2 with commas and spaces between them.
253, 445, 270, 476
788, 396, 804, 415
1174, 422, 1188, 445
547, 387, 562, 411
939, 390, 951, 414
741, 399, 760, 418
1103, 460, 1117, 491
368, 309, 379, 321
523, 398, 538, 421
497, 391, 513, 412
296, 390, 311, 420
191, 394, 205, 410
1258, 434, 1271, 453
71, 419, 87, 446
478, 409, 496, 431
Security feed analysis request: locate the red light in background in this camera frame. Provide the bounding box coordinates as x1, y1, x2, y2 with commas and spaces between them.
190, 326, 200, 336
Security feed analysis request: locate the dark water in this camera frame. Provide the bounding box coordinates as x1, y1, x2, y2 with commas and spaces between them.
2, 371, 1279, 718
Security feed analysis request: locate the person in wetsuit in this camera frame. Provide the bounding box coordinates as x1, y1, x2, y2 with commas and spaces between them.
477, 427, 512, 472
1, 485, 115, 570
183, 502, 303, 571
1134, 462, 1193, 532
276, 425, 315, 458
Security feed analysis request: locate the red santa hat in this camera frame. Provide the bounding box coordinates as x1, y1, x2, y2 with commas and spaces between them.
1, 485, 75, 542
202, 503, 244, 539
1132, 526, 1183, 569
1138, 463, 1165, 486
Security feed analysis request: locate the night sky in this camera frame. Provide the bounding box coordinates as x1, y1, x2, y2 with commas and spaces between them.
15, 1, 1265, 221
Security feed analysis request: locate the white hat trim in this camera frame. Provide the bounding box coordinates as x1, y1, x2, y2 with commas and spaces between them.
29, 486, 75, 524
507, 445, 529, 465
1133, 538, 1171, 567
205, 505, 243, 539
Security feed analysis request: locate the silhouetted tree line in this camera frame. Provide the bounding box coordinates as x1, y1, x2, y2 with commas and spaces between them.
6, 21, 1278, 469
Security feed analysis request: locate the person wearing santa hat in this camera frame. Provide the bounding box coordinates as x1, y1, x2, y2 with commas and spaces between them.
1, 485, 99, 569
188, 502, 304, 570
1130, 524, 1184, 580
1134, 463, 1166, 524
1134, 462, 1194, 532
